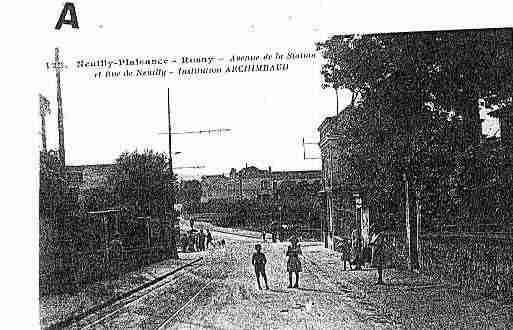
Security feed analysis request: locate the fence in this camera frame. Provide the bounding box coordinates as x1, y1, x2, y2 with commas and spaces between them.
39, 246, 168, 295
39, 214, 179, 296
384, 231, 513, 300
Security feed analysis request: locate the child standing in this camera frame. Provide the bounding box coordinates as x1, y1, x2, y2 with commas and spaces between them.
286, 236, 302, 288
252, 244, 269, 290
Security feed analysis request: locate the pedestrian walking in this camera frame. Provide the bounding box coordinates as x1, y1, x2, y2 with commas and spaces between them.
261, 227, 266, 242
206, 229, 213, 249
350, 228, 362, 270
369, 228, 386, 285
252, 244, 269, 290
286, 236, 302, 288
188, 230, 196, 252
198, 229, 206, 251
181, 233, 188, 252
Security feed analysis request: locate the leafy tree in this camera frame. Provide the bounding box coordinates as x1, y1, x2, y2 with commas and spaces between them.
80, 187, 117, 212
316, 28, 512, 232
108, 149, 178, 256
317, 29, 512, 147
275, 180, 322, 226
177, 180, 202, 214
445, 144, 513, 231
108, 149, 174, 217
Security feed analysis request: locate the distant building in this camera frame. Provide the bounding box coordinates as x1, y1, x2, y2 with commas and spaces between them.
200, 174, 240, 202
200, 165, 321, 203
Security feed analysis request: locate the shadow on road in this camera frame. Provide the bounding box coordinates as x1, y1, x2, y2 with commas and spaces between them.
174, 320, 232, 330
268, 288, 290, 294
383, 282, 457, 289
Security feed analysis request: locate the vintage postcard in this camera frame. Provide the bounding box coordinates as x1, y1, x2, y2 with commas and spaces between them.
21, 1, 513, 329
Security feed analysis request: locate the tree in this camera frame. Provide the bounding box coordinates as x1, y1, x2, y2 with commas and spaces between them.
177, 180, 202, 214
108, 150, 177, 256
108, 150, 174, 216
317, 29, 513, 149
316, 28, 512, 231
40, 150, 66, 217
445, 144, 513, 231
275, 180, 322, 226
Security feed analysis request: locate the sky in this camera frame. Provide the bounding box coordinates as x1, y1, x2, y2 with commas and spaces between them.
34, 1, 512, 179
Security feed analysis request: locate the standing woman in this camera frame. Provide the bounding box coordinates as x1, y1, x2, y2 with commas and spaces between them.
286, 236, 302, 288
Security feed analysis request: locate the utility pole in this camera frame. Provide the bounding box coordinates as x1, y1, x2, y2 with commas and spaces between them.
416, 187, 422, 270
403, 172, 412, 271
166, 88, 178, 259
55, 47, 66, 173
335, 87, 339, 116
158, 92, 231, 254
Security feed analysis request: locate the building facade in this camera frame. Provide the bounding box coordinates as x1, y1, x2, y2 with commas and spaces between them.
200, 165, 321, 203
318, 113, 371, 251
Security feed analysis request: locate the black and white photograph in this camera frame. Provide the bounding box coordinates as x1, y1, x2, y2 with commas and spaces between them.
4, 1, 513, 329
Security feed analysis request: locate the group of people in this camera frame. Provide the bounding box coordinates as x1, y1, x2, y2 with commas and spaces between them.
181, 228, 213, 252
251, 236, 303, 290
349, 226, 387, 285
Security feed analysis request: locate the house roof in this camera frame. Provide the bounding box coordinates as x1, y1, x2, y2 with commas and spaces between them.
271, 170, 321, 180
237, 166, 268, 178
201, 174, 228, 181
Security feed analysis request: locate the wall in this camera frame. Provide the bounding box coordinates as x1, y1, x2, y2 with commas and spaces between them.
201, 168, 321, 203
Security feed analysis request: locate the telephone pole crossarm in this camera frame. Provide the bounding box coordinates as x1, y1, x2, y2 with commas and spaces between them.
302, 137, 321, 160
173, 165, 206, 170
157, 128, 231, 135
